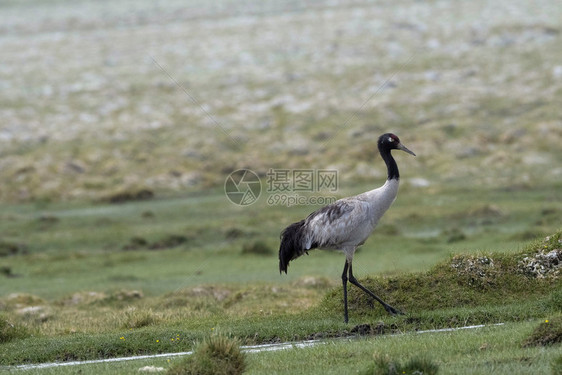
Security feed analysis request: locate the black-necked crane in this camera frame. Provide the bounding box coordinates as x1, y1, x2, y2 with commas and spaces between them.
279, 133, 416, 323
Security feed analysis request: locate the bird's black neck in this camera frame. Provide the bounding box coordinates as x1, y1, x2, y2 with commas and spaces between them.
381, 150, 399, 180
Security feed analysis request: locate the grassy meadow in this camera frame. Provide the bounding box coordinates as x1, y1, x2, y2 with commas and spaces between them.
1, 0, 562, 373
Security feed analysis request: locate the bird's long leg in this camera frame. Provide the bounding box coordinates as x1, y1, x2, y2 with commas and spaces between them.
341, 261, 349, 324
347, 262, 403, 316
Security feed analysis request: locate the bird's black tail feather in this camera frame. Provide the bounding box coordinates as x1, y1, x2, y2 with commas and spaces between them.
279, 220, 308, 274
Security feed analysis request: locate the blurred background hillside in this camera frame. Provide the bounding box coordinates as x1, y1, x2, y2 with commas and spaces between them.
1, 0, 561, 202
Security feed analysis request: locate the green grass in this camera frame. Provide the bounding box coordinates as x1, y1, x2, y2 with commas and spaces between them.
7, 322, 561, 375
0, 187, 560, 371
245, 322, 561, 375
1, 227, 560, 368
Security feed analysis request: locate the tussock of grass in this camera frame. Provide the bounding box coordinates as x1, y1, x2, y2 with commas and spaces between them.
0, 240, 28, 257
2, 293, 46, 307
167, 335, 246, 375
103, 189, 155, 204
148, 235, 189, 251
121, 308, 160, 329
91, 290, 144, 307
241, 240, 274, 256
0, 315, 30, 343
122, 234, 189, 251
522, 316, 562, 348
361, 354, 439, 375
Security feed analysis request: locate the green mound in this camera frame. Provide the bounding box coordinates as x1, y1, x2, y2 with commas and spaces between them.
523, 315, 562, 347
321, 231, 561, 321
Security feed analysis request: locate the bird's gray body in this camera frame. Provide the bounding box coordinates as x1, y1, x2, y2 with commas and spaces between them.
301, 179, 399, 261
279, 133, 415, 323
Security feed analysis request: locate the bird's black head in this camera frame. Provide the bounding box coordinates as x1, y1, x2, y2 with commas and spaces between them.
378, 133, 416, 156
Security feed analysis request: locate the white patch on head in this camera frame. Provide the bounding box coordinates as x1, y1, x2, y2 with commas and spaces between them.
388, 136, 394, 142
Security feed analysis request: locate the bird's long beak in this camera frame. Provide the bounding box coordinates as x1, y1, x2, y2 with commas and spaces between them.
397, 143, 416, 156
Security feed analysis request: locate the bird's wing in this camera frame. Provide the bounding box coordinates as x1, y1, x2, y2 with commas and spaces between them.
303, 199, 369, 249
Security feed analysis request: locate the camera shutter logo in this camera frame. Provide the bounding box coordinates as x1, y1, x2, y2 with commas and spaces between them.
224, 169, 262, 206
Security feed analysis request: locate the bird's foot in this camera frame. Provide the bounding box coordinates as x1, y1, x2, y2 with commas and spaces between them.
384, 304, 404, 316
